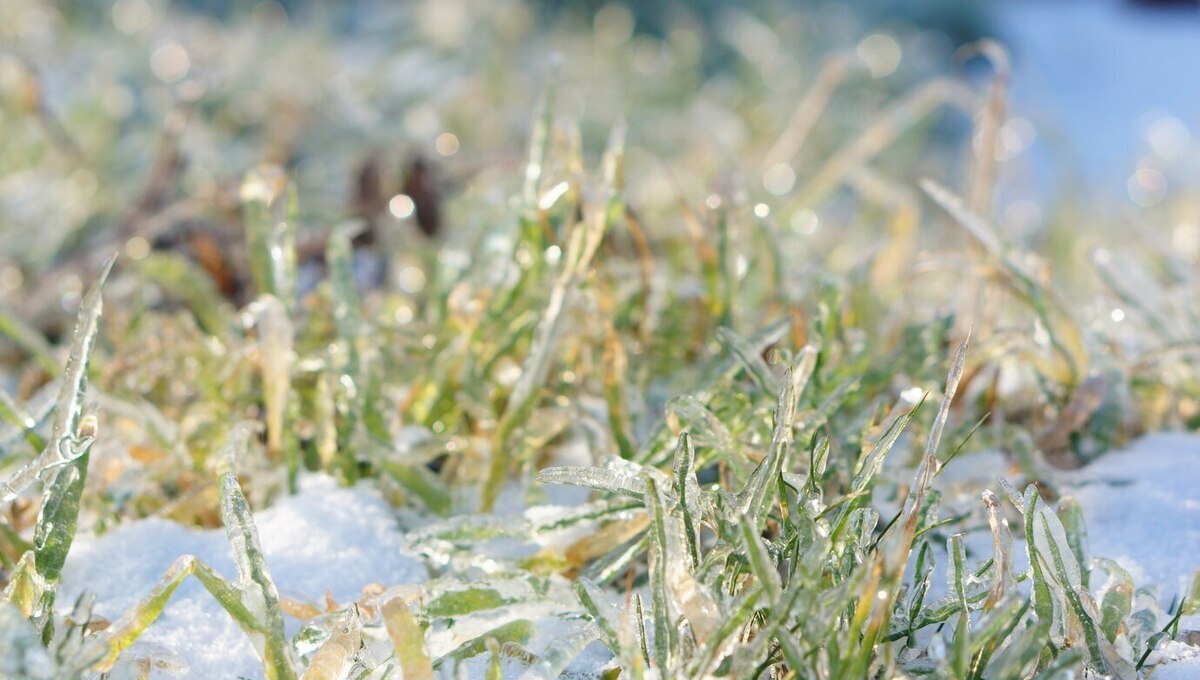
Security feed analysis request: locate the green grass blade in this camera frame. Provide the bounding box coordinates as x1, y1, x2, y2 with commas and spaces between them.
738, 517, 782, 600
22, 255, 115, 627
672, 432, 703, 569
740, 363, 803, 530
644, 474, 674, 674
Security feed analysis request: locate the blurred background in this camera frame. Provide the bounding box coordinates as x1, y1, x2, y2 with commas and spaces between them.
1, 0, 1199, 335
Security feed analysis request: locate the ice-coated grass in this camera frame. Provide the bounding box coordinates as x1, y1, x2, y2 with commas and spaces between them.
1, 1, 1199, 678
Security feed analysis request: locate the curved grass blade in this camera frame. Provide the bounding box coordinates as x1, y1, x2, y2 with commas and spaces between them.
738, 362, 804, 530
216, 424, 299, 679
95, 555, 257, 671
575, 578, 622, 653
12, 255, 115, 628
2, 255, 113, 504
535, 464, 646, 501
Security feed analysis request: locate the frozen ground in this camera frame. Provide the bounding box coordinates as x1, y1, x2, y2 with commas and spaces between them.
59, 434, 1200, 677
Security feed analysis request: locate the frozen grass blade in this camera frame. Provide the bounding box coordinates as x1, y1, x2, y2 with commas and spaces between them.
326, 223, 363, 481
1093, 558, 1133, 645
1057, 497, 1089, 588
715, 327, 779, 396
241, 166, 297, 304
3, 255, 115, 629
1, 552, 39, 618
96, 555, 259, 671
738, 362, 803, 530
247, 295, 294, 479
672, 432, 703, 569
982, 490, 1014, 610
738, 517, 782, 599
575, 578, 622, 652
1025, 486, 1135, 677
382, 597, 433, 680
643, 474, 674, 674
2, 256, 113, 504
300, 610, 361, 680
922, 180, 1085, 384
535, 465, 646, 501
857, 337, 968, 675
216, 424, 299, 679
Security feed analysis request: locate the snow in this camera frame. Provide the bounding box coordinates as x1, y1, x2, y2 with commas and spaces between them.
58, 474, 426, 677
926, 434, 1200, 605
1062, 432, 1200, 601
927, 434, 1200, 676
1149, 641, 1200, 680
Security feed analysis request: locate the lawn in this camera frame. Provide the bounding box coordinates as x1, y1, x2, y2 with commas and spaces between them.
0, 1, 1198, 678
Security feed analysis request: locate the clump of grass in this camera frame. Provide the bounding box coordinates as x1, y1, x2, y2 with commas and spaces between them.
1, 1, 1198, 677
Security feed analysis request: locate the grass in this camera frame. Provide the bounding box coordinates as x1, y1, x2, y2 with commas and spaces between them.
1, 1, 1199, 677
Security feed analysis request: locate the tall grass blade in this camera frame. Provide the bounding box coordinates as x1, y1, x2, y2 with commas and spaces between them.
216, 424, 299, 679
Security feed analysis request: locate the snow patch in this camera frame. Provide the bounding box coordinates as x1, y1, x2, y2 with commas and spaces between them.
59, 474, 426, 677
1062, 432, 1200, 600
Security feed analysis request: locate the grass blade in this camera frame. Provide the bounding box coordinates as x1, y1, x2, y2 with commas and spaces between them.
382, 597, 433, 680
216, 424, 299, 679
